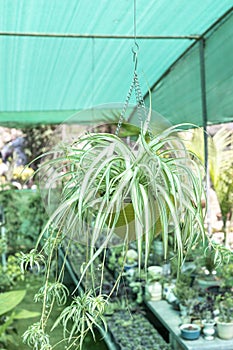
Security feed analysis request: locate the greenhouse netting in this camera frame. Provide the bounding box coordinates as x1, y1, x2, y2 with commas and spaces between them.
0, 1, 232, 127
144, 8, 233, 127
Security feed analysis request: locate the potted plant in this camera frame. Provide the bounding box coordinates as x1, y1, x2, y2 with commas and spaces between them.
173, 275, 199, 317
218, 260, 233, 292
20, 110, 212, 350
123, 248, 138, 272
180, 323, 201, 340
144, 265, 163, 301
106, 308, 171, 349
202, 311, 216, 340
39, 121, 206, 265
215, 292, 233, 340
189, 238, 221, 290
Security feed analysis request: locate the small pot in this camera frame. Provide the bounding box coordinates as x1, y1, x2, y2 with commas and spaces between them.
124, 262, 137, 277
216, 318, 233, 340
202, 319, 215, 340
145, 282, 162, 301
148, 265, 163, 277
180, 323, 201, 340
196, 277, 221, 290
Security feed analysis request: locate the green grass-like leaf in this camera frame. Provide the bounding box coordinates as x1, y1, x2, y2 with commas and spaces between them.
37, 124, 206, 276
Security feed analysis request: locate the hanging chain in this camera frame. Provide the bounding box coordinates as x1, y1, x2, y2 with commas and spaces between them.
115, 0, 152, 139
115, 69, 152, 139
115, 0, 137, 137
134, 71, 146, 113
134, 72, 153, 139
115, 77, 135, 136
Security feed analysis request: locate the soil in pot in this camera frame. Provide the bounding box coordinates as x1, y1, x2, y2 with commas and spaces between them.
180, 323, 201, 340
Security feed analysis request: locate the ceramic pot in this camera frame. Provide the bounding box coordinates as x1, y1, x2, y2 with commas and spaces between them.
148, 265, 162, 279
216, 319, 233, 340
145, 282, 162, 301
163, 282, 176, 302
202, 319, 215, 340
180, 323, 201, 340
196, 277, 221, 290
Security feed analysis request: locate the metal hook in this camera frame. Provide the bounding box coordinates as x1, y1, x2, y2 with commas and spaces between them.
132, 42, 139, 71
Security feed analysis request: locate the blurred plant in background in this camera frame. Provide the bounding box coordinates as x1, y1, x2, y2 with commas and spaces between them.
183, 126, 233, 244
12, 166, 34, 184
21, 125, 58, 172
0, 190, 47, 252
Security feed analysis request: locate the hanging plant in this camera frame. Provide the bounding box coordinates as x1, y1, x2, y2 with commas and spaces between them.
20, 114, 208, 349
19, 60, 209, 348
43, 123, 205, 262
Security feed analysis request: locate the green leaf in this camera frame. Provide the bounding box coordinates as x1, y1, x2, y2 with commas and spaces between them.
14, 309, 40, 319
0, 290, 26, 316
0, 312, 15, 336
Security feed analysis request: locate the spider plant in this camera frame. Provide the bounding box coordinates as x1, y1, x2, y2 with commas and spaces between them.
51, 291, 107, 349
22, 120, 208, 350
39, 123, 206, 269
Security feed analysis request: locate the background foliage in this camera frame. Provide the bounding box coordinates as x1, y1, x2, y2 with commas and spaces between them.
0, 189, 47, 252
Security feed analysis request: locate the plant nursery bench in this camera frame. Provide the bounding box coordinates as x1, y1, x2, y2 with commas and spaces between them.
145, 300, 233, 350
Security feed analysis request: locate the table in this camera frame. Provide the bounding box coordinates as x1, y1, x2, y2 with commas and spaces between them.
146, 300, 233, 350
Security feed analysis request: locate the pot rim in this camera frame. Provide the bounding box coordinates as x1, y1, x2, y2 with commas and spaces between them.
202, 319, 216, 325
215, 317, 233, 325
180, 323, 201, 332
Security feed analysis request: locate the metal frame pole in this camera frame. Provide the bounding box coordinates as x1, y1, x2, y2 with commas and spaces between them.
199, 39, 208, 171
0, 31, 199, 40
199, 38, 212, 236
0, 206, 7, 271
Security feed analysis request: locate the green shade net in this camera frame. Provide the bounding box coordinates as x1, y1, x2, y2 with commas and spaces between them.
0, 1, 232, 127
145, 10, 233, 126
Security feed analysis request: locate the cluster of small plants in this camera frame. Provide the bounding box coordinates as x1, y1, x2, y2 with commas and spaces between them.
66, 241, 173, 349
68, 241, 135, 300
0, 254, 24, 292
0, 189, 47, 252
191, 292, 216, 320
106, 310, 171, 350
